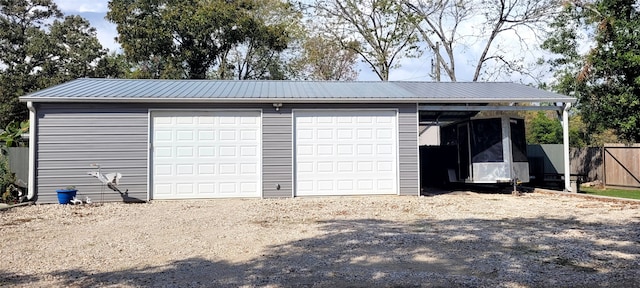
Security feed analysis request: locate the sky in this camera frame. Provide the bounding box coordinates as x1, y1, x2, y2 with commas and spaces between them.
54, 0, 548, 83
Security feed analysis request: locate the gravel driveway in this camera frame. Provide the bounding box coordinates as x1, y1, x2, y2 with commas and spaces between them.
1, 191, 639, 287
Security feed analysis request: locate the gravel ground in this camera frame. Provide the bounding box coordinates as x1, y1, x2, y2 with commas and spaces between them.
1, 190, 639, 287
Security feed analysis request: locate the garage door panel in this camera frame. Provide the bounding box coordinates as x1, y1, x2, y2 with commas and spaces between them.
152, 110, 261, 199
155, 164, 172, 176
176, 183, 194, 194
241, 182, 257, 193
155, 184, 171, 195
240, 146, 258, 156
357, 129, 373, 140
154, 130, 172, 141
240, 129, 258, 140
219, 182, 236, 193
176, 146, 194, 157
219, 130, 238, 141
295, 110, 397, 196
198, 183, 215, 194
198, 130, 215, 140
197, 146, 215, 157
176, 164, 193, 175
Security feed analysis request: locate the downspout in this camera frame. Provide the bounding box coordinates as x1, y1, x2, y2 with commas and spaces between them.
562, 102, 572, 192
27, 101, 36, 200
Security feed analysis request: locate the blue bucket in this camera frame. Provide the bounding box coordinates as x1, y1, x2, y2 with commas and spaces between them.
56, 189, 77, 204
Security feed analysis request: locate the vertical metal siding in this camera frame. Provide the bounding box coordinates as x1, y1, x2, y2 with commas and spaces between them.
262, 106, 293, 198
35, 104, 148, 203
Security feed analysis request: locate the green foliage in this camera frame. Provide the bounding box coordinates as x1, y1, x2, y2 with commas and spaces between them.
568, 114, 587, 148
128, 55, 184, 79
217, 0, 303, 80
0, 0, 106, 127
0, 149, 16, 203
542, 0, 640, 143
43, 15, 105, 83
295, 35, 359, 80
525, 111, 590, 147
527, 111, 563, 144
93, 52, 132, 79
0, 120, 28, 147
107, 0, 294, 79
0, 119, 26, 203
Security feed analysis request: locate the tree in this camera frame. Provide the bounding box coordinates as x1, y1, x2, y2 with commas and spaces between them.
0, 0, 105, 127
93, 52, 131, 79
542, 0, 640, 143
526, 111, 562, 144
312, 0, 421, 81
295, 34, 359, 81
107, 0, 293, 80
216, 0, 301, 80
404, 0, 559, 82
401, 0, 471, 81
1, 0, 60, 125
40, 15, 105, 86
127, 55, 184, 79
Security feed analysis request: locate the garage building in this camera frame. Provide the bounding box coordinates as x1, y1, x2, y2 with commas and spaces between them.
20, 79, 575, 203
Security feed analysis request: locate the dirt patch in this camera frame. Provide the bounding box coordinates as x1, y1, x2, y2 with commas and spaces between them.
1, 192, 639, 287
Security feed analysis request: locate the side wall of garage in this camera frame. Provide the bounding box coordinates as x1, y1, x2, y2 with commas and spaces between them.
34, 103, 149, 203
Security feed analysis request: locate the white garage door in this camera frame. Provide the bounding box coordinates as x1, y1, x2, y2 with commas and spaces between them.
151, 110, 261, 199
294, 110, 398, 196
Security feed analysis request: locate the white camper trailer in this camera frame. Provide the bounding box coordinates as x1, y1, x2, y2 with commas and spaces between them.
439, 116, 529, 185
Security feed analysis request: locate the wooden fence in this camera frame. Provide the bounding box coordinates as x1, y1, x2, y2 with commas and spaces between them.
601, 144, 640, 188
530, 144, 640, 189
570, 147, 603, 182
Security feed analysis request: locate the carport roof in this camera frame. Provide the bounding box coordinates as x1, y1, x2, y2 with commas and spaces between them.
20, 78, 576, 104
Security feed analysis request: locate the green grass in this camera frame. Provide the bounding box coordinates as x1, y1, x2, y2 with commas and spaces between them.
580, 187, 640, 200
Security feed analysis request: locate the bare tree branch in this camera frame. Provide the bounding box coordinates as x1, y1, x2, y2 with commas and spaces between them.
313, 0, 421, 81
404, 0, 559, 82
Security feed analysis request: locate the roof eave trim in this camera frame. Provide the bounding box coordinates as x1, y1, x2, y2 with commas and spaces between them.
19, 97, 577, 104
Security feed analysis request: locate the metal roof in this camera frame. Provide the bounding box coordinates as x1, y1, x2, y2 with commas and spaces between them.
20, 78, 576, 103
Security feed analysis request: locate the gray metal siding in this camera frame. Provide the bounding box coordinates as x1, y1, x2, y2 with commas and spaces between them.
262, 106, 293, 198
35, 103, 148, 203
398, 104, 420, 195
34, 102, 420, 202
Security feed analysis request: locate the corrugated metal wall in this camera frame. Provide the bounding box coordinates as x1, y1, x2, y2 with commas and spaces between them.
35, 103, 149, 203
34, 102, 420, 202
262, 106, 293, 198
397, 104, 419, 196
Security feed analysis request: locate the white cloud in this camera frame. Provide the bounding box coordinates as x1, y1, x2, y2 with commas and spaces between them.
55, 0, 108, 13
